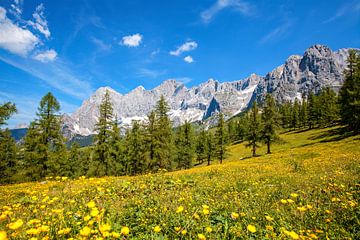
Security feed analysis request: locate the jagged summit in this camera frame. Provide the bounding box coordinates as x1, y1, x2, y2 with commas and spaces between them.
62, 45, 355, 136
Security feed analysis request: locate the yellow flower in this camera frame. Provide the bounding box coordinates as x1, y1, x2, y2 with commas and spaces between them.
0, 231, 8, 240
57, 228, 71, 235
26, 228, 41, 235
306, 204, 313, 209
8, 219, 23, 230
84, 215, 91, 221
120, 227, 129, 236
297, 206, 307, 212
87, 201, 96, 208
198, 233, 206, 240
265, 215, 274, 221
174, 227, 181, 232
231, 212, 239, 220
111, 232, 120, 238
193, 213, 200, 219
203, 208, 210, 215
290, 193, 299, 198
205, 227, 212, 233
90, 208, 99, 217
280, 199, 287, 204
80, 226, 91, 237
287, 199, 294, 204
99, 223, 111, 235
247, 224, 256, 233
153, 225, 161, 233
288, 231, 299, 239
266, 225, 274, 231
202, 204, 209, 209
0, 214, 6, 221
39, 225, 49, 232
176, 206, 184, 213
181, 229, 187, 235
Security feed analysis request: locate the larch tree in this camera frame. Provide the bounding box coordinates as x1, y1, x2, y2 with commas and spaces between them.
245, 101, 262, 157
261, 94, 279, 154
215, 113, 227, 164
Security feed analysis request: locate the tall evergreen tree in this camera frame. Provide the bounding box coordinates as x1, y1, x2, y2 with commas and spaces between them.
23, 93, 65, 179
299, 94, 308, 128
291, 99, 300, 129
0, 102, 17, 126
91, 90, 114, 176
261, 94, 279, 154
175, 121, 194, 169
206, 131, 216, 166
245, 102, 262, 157
307, 92, 318, 129
145, 110, 157, 170
339, 49, 360, 131
153, 96, 173, 170
215, 113, 227, 164
195, 128, 207, 164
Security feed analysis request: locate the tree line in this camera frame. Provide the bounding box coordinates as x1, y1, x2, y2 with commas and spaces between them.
0, 49, 359, 184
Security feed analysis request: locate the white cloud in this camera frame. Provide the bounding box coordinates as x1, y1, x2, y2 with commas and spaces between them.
136, 68, 166, 78
9, 0, 23, 19
121, 33, 142, 47
27, 4, 51, 39
201, 0, 253, 23
91, 37, 111, 51
170, 41, 198, 56
259, 21, 292, 44
184, 55, 194, 63
33, 49, 57, 62
0, 7, 40, 56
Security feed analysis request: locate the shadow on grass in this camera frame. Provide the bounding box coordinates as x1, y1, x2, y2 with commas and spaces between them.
308, 126, 358, 143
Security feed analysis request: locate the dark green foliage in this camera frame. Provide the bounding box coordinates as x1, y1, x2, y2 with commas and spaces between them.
291, 99, 300, 129
175, 121, 194, 169
215, 113, 227, 163
0, 102, 17, 126
206, 131, 216, 166
339, 49, 360, 131
124, 121, 147, 175
245, 102, 262, 156
195, 128, 207, 165
261, 94, 279, 154
0, 129, 17, 184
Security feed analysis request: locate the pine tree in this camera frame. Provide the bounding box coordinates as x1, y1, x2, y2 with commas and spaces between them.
307, 92, 318, 129
206, 131, 216, 166
175, 121, 194, 169
245, 102, 262, 157
291, 99, 300, 130
299, 95, 308, 128
65, 142, 80, 178
109, 116, 124, 175
0, 102, 17, 183
153, 96, 173, 170
215, 113, 227, 164
124, 121, 147, 175
235, 115, 248, 141
261, 94, 279, 154
227, 120, 237, 143
92, 90, 114, 176
23, 93, 65, 179
195, 128, 207, 164
339, 49, 360, 131
144, 110, 157, 170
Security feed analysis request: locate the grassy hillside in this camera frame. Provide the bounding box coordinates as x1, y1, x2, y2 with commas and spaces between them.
0, 126, 359, 239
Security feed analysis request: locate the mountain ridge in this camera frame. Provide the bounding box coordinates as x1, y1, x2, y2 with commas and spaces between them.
50, 45, 358, 137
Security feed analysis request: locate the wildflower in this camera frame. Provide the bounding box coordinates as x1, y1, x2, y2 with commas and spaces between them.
291, 193, 299, 198
26, 228, 41, 235
80, 226, 91, 237
206, 227, 212, 233
39, 225, 49, 232
231, 212, 239, 220
193, 213, 200, 219
120, 227, 129, 236
288, 231, 299, 239
265, 215, 274, 221
111, 232, 120, 238
176, 206, 184, 213
153, 226, 161, 233
84, 215, 91, 221
90, 208, 99, 217
57, 228, 71, 235
280, 199, 287, 204
87, 201, 96, 208
247, 224, 256, 233
306, 204, 313, 209
8, 219, 23, 230
198, 233, 206, 240
287, 199, 294, 204
181, 229, 187, 235
99, 223, 111, 235
297, 206, 307, 212
174, 227, 181, 232
266, 225, 274, 231
0, 231, 7, 240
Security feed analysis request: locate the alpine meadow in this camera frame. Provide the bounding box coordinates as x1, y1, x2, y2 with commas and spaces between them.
0, 1, 360, 240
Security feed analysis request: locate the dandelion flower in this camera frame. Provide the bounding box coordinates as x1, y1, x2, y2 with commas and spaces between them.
90, 208, 99, 217
247, 224, 256, 233
87, 201, 96, 208
231, 212, 239, 220
198, 233, 206, 240
206, 227, 212, 233
120, 227, 129, 236
265, 215, 274, 221
288, 231, 299, 239
8, 219, 23, 230
181, 229, 187, 235
0, 231, 7, 240
176, 206, 184, 213
80, 226, 91, 237
153, 226, 161, 233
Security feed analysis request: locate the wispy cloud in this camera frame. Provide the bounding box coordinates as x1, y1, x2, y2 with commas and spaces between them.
175, 77, 192, 84
136, 68, 166, 79
259, 21, 292, 45
121, 33, 143, 47
91, 37, 111, 51
322, 1, 360, 24
201, 0, 254, 23
170, 41, 198, 56
0, 54, 93, 99
27, 3, 51, 39
33, 49, 57, 62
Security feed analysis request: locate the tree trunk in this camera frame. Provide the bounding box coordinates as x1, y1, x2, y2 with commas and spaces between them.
267, 140, 271, 154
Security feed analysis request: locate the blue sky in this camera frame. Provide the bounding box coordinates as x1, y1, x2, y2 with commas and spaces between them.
0, 0, 359, 127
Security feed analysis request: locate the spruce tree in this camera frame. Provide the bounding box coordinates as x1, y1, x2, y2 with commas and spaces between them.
195, 128, 207, 164
175, 121, 194, 169
299, 94, 308, 128
339, 49, 360, 131
206, 131, 215, 166
261, 94, 279, 154
291, 99, 300, 130
0, 102, 17, 126
245, 102, 262, 157
92, 90, 114, 176
145, 110, 157, 170
153, 96, 173, 170
307, 92, 318, 129
23, 93, 65, 179
215, 113, 227, 164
